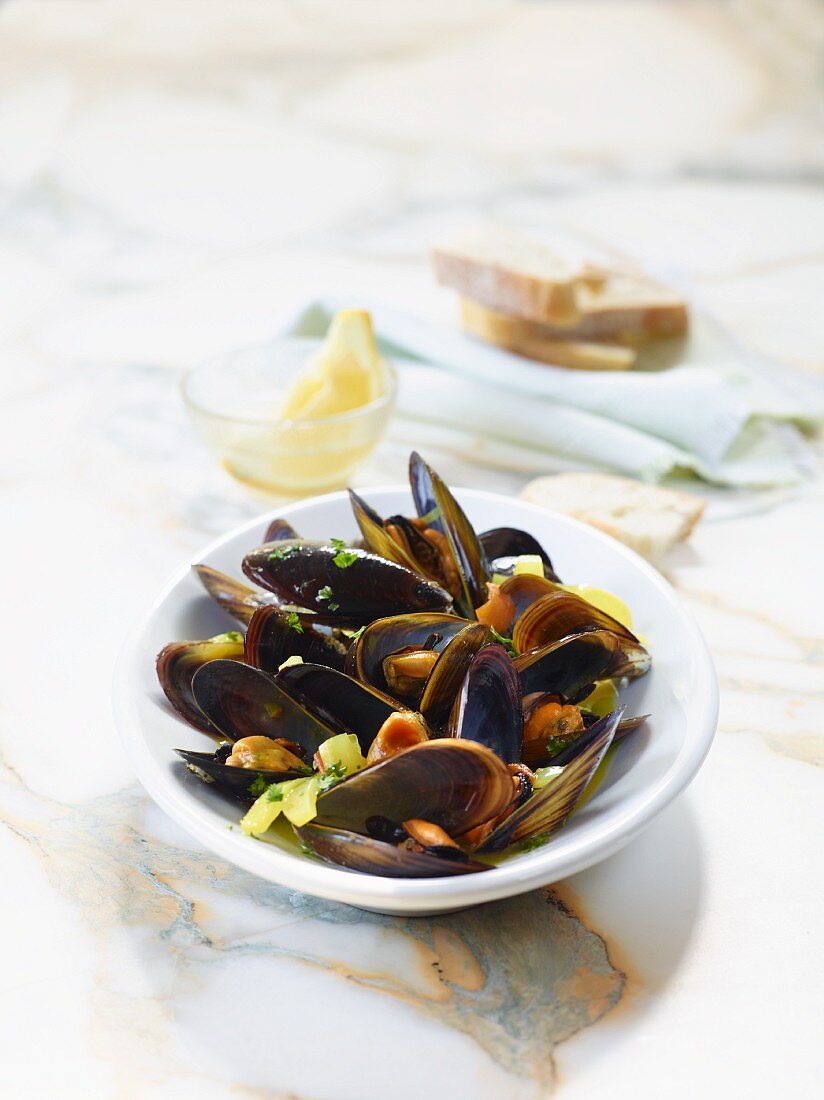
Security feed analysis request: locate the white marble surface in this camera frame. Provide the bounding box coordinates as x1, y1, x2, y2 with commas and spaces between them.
0, 2, 822, 1097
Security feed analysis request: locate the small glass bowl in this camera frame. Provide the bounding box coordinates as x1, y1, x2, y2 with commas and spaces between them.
182, 338, 397, 496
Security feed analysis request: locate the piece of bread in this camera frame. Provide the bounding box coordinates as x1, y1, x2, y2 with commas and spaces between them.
520, 473, 706, 560
571, 265, 689, 343
460, 297, 636, 371
432, 227, 581, 326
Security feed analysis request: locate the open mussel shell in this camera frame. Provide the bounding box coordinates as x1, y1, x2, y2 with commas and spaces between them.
350, 612, 472, 691
479, 527, 560, 582
156, 638, 245, 733
277, 663, 399, 752
547, 709, 648, 766
447, 643, 523, 764
175, 750, 306, 800
419, 623, 491, 732
477, 573, 558, 636
348, 490, 421, 573
194, 564, 274, 625
512, 589, 646, 658
245, 605, 347, 674
243, 539, 451, 621
191, 659, 338, 754
515, 629, 649, 698
263, 517, 300, 543
482, 707, 624, 852
296, 824, 490, 878
314, 740, 514, 837
409, 451, 490, 619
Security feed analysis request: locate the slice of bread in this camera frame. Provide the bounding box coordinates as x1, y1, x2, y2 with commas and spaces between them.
520, 473, 706, 560
460, 297, 636, 371
432, 227, 581, 326
572, 265, 689, 343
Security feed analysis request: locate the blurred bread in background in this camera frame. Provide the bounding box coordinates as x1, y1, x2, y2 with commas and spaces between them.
520, 472, 706, 560
460, 297, 636, 371
432, 226, 581, 326
433, 226, 689, 372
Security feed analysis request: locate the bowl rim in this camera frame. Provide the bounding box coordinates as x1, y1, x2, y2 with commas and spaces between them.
180, 335, 398, 429
114, 486, 718, 913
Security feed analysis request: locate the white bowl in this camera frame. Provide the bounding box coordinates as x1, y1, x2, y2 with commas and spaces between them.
114, 488, 717, 916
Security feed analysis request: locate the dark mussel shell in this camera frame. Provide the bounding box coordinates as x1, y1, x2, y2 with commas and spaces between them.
156, 638, 245, 733
515, 629, 650, 699
348, 490, 421, 573
175, 750, 307, 801
548, 709, 648, 766
418, 623, 491, 732
479, 527, 560, 582
245, 605, 347, 674
194, 564, 275, 625
263, 517, 300, 543
349, 612, 472, 691
243, 539, 451, 620
512, 589, 647, 658
314, 740, 514, 837
191, 659, 339, 754
277, 663, 399, 753
482, 707, 624, 852
476, 573, 558, 637
296, 823, 490, 878
408, 451, 489, 619
447, 643, 523, 764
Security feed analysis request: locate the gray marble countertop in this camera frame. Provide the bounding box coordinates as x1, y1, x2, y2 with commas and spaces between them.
0, 2, 822, 1097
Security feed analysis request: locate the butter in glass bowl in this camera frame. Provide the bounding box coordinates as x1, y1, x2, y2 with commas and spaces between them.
182, 311, 397, 496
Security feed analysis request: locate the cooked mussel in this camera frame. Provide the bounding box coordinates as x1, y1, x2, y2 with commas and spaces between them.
277, 663, 401, 753
522, 695, 586, 766
409, 451, 489, 618
349, 612, 471, 691
348, 490, 422, 573
418, 623, 491, 731
476, 574, 557, 636
382, 648, 440, 702
243, 539, 451, 620
481, 707, 623, 851
296, 823, 490, 878
245, 605, 347, 674
512, 588, 646, 658
447, 643, 523, 764
479, 527, 560, 582
515, 629, 650, 698
157, 637, 245, 733
176, 741, 309, 800
194, 564, 275, 625
314, 739, 514, 837
263, 518, 300, 543
190, 659, 339, 754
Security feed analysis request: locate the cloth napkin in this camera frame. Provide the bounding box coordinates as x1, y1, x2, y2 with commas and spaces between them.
286, 298, 823, 487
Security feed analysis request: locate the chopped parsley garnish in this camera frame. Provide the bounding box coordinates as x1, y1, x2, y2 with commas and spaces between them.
286, 611, 304, 633
266, 786, 284, 803
329, 537, 358, 569
349, 625, 366, 643
489, 626, 517, 656
318, 761, 347, 792
248, 774, 269, 797
333, 550, 358, 569
317, 585, 340, 612
544, 736, 569, 760
268, 544, 300, 562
